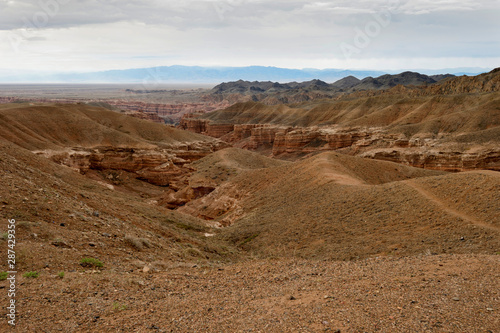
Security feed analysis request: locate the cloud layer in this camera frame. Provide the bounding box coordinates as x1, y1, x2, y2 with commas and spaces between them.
0, 0, 499, 72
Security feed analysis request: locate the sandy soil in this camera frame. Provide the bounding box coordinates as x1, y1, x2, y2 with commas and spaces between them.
0, 254, 498, 332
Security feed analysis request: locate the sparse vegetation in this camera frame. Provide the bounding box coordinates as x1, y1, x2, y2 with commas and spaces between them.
57, 272, 65, 279
23, 271, 39, 278
80, 257, 104, 268
124, 235, 152, 250
17, 221, 31, 230
239, 234, 259, 246
1, 232, 8, 240
183, 246, 205, 259
176, 222, 205, 232
0, 271, 8, 281
113, 302, 127, 311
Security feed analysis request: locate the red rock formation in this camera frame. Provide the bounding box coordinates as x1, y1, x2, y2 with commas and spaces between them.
248, 126, 285, 149
361, 149, 500, 172
179, 114, 208, 133
35, 141, 229, 187
107, 101, 230, 121
272, 128, 372, 155
204, 124, 235, 138
232, 124, 261, 142
126, 111, 164, 123
179, 114, 235, 139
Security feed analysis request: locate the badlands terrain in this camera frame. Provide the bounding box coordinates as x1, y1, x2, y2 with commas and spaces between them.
0, 70, 499, 332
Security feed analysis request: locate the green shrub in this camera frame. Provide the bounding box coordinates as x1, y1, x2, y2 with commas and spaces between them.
57, 272, 65, 279
0, 272, 8, 281
23, 271, 39, 278
113, 302, 127, 311
80, 257, 103, 268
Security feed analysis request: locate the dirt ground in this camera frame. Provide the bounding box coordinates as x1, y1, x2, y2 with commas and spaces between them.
0, 254, 498, 332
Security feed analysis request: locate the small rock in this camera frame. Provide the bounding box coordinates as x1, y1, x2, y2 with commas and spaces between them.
93, 211, 100, 217
486, 308, 494, 311
289, 296, 296, 300
60, 223, 66, 227
452, 297, 460, 301
89, 242, 96, 247
143, 266, 150, 273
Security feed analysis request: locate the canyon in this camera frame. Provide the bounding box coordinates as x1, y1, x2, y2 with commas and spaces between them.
179, 118, 500, 172
179, 69, 500, 172
1, 72, 499, 332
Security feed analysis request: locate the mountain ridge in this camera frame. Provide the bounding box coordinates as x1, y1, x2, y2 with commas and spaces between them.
0, 65, 490, 84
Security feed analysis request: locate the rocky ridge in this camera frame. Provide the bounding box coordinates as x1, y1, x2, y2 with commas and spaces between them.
206, 71, 456, 105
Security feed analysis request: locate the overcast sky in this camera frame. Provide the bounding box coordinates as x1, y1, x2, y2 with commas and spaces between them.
0, 0, 499, 73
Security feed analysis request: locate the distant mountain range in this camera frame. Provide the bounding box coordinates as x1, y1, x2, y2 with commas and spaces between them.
0, 65, 492, 84
211, 72, 456, 95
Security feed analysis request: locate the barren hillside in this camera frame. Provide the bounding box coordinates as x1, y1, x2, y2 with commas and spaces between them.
0, 95, 498, 332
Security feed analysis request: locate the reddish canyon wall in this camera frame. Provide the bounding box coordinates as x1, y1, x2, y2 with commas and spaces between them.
179, 114, 500, 172
35, 141, 228, 187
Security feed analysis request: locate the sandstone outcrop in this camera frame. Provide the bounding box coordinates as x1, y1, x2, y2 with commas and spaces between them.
180, 112, 500, 172
361, 148, 500, 172
179, 114, 208, 133
178, 115, 235, 138
35, 141, 228, 187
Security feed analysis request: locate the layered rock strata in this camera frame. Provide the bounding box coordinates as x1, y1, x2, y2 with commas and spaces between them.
361, 149, 500, 172
179, 113, 500, 172
35, 141, 228, 186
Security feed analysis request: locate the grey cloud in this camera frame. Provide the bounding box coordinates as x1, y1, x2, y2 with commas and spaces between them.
0, 0, 498, 73
25, 36, 47, 41
1, 0, 497, 32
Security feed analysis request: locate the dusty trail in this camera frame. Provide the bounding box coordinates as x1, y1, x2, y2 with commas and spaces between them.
406, 179, 500, 233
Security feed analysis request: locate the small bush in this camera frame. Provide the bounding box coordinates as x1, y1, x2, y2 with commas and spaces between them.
113, 302, 127, 311
240, 234, 259, 246
124, 235, 151, 250
0, 272, 8, 281
1, 232, 8, 241
57, 272, 65, 279
183, 247, 204, 258
23, 271, 39, 278
80, 257, 103, 268
176, 222, 205, 232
